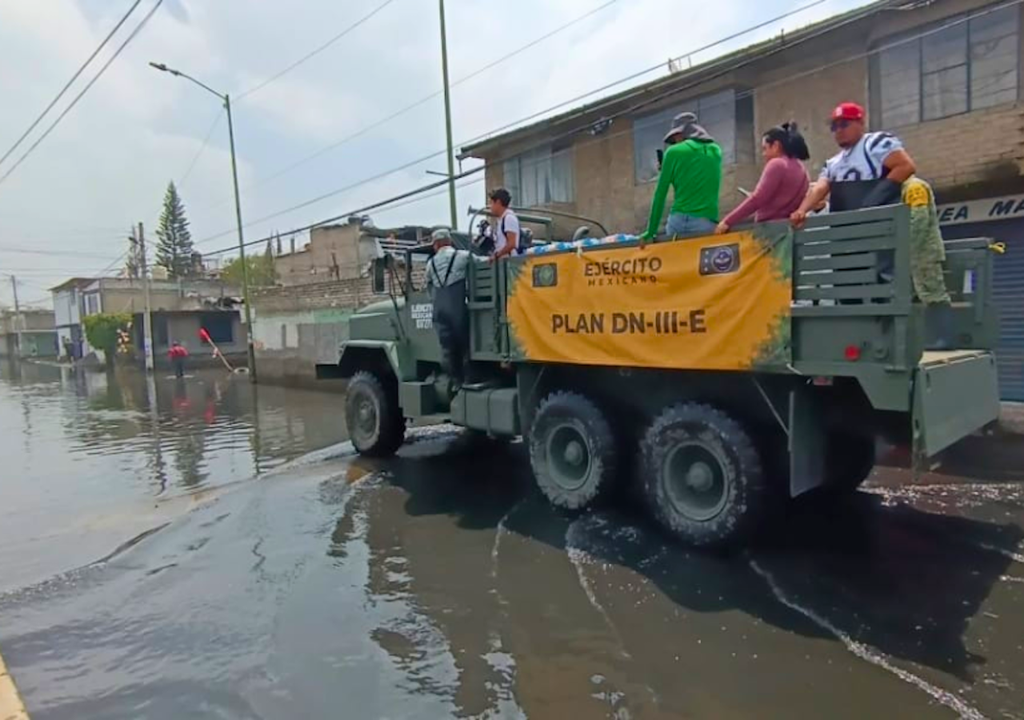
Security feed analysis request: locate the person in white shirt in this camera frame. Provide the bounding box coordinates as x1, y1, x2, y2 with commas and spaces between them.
488, 187, 520, 261
791, 101, 917, 226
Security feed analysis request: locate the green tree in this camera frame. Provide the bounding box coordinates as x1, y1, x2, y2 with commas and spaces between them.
83, 313, 133, 358
221, 254, 277, 288
155, 181, 195, 279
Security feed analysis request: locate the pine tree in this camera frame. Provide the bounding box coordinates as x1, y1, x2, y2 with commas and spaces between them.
154, 181, 195, 279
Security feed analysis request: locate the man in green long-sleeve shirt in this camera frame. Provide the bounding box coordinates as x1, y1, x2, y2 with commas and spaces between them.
640, 112, 722, 240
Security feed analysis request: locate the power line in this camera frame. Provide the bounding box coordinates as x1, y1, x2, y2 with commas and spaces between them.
199, 0, 1007, 257
0, 0, 165, 188
0, 244, 123, 259
0, 0, 146, 170
200, 0, 621, 210
236, 0, 401, 102
191, 0, 835, 246
178, 109, 224, 188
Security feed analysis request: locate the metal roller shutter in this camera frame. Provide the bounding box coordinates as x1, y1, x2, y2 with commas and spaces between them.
943, 218, 1024, 402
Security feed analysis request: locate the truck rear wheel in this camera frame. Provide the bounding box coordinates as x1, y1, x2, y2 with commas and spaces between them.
640, 403, 767, 548
345, 371, 406, 458
529, 391, 619, 511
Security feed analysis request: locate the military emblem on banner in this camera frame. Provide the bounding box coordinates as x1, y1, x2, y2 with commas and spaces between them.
532, 263, 558, 288
700, 243, 741, 276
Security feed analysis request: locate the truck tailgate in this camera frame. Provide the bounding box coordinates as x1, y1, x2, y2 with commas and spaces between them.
914, 350, 1000, 457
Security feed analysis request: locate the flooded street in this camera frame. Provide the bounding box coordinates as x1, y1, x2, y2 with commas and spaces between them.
1, 362, 1023, 719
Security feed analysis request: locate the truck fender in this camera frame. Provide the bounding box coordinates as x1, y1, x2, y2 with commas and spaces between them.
315, 341, 401, 381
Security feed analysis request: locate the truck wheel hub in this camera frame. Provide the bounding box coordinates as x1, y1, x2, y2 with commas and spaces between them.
546, 424, 591, 491
564, 440, 584, 466
664, 443, 729, 521
686, 462, 715, 492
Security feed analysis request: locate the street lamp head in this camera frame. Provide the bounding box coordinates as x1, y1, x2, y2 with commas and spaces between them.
149, 61, 168, 71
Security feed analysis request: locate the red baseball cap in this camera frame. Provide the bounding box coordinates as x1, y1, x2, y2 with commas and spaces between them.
831, 102, 865, 122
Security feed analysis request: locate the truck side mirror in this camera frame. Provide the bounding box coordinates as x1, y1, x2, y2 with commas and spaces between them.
372, 257, 387, 294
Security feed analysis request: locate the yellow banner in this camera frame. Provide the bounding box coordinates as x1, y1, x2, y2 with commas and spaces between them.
506, 230, 792, 371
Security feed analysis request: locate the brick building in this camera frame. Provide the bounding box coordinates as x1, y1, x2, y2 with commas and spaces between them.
461, 0, 1024, 400
273, 221, 378, 287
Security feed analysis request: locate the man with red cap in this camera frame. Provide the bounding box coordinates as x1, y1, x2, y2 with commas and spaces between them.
791, 102, 917, 226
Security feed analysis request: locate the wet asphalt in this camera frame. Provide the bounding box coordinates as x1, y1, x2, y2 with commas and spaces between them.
0, 362, 1023, 719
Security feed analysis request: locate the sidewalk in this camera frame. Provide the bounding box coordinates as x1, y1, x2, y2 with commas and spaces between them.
995, 401, 1024, 436
0, 647, 29, 720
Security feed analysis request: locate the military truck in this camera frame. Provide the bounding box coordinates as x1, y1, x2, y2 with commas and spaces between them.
317, 205, 1002, 547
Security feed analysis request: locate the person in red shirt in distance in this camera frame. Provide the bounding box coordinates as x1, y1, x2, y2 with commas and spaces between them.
168, 340, 189, 378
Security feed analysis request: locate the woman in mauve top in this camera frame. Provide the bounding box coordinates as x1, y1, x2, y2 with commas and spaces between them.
715, 123, 811, 234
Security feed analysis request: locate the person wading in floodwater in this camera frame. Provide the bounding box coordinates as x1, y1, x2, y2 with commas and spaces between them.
168, 341, 189, 379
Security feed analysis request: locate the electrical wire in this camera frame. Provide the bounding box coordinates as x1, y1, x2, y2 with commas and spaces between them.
190, 0, 840, 244
236, 0, 401, 102
197, 0, 1017, 256
0, 0, 146, 170
0, 0, 165, 188
198, 0, 622, 210
178, 110, 224, 188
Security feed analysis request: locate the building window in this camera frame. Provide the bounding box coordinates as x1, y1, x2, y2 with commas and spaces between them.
633, 89, 751, 184
503, 145, 574, 207
200, 313, 234, 344
871, 5, 1019, 127
85, 293, 100, 315
155, 316, 170, 346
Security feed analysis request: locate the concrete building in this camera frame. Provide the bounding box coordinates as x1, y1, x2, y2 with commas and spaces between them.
0, 309, 58, 358
253, 227, 424, 388
461, 0, 1024, 400
52, 277, 247, 367
273, 221, 379, 287
51, 278, 94, 360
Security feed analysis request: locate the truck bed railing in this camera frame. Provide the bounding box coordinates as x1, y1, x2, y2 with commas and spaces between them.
790, 205, 912, 317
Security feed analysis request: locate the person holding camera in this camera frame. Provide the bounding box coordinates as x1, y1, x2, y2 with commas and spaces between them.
640, 112, 722, 241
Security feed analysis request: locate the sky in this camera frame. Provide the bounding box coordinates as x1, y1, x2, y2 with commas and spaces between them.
0, 0, 869, 307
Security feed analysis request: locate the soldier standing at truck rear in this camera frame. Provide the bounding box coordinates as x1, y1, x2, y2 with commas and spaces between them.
427, 228, 474, 394
902, 175, 953, 348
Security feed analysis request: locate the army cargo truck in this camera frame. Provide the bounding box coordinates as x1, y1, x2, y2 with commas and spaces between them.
317, 206, 1002, 547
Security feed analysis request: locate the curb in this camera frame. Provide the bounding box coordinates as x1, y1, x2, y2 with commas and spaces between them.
0, 648, 29, 720
995, 402, 1024, 437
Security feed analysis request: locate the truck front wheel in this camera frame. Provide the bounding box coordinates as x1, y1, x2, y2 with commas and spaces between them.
345, 371, 406, 458
529, 391, 619, 511
640, 403, 767, 548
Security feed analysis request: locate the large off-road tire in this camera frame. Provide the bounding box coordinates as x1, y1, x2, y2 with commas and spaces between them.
345, 371, 406, 458
528, 391, 619, 510
824, 433, 876, 494
640, 403, 768, 548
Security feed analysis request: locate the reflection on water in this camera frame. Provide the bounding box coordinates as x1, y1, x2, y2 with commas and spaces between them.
0, 359, 347, 590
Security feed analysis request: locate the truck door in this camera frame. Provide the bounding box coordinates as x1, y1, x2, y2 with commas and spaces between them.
468, 259, 508, 361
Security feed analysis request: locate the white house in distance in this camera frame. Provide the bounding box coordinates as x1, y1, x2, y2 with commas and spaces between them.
50, 277, 95, 360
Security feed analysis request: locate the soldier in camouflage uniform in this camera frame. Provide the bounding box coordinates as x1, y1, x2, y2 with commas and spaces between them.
902, 175, 952, 348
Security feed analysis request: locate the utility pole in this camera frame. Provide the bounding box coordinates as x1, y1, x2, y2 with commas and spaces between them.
148, 62, 257, 382
438, 0, 458, 230
10, 275, 22, 358
225, 93, 257, 383
139, 222, 155, 372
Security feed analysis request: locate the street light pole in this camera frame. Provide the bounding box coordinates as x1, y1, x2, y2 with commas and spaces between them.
438, 0, 458, 230
149, 62, 256, 382
223, 93, 257, 382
